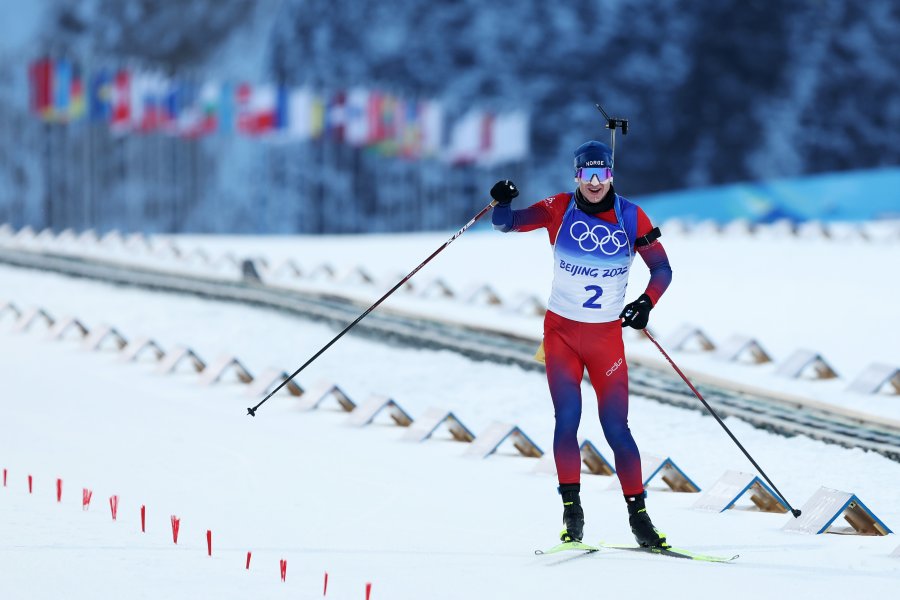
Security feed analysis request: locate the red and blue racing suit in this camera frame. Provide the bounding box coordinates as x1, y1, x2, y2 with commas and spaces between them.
493, 192, 672, 495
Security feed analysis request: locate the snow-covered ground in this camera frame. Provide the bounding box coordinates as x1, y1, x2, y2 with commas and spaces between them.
2, 222, 900, 598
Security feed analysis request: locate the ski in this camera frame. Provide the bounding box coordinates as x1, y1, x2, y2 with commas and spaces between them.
534, 540, 600, 556
598, 542, 739, 563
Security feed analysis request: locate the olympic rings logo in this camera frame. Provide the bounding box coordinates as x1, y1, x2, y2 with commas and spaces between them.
569, 221, 629, 254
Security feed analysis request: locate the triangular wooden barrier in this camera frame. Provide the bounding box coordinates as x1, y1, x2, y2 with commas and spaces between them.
402, 407, 475, 442
0, 301, 22, 321
47, 317, 90, 341
340, 266, 376, 286
463, 284, 503, 306
100, 230, 124, 247
795, 221, 831, 240
83, 325, 129, 351
347, 394, 414, 427
120, 336, 166, 362
782, 487, 892, 536
848, 363, 900, 395
13, 307, 55, 333
184, 248, 211, 265
776, 349, 839, 380
156, 345, 206, 374
715, 334, 772, 364
643, 456, 701, 492
124, 232, 152, 253
418, 278, 455, 299
211, 252, 241, 270
665, 324, 716, 352
76, 229, 98, 245
610, 455, 700, 493
15, 226, 36, 241
579, 439, 616, 476
309, 263, 336, 280
508, 293, 547, 317
36, 228, 56, 242
245, 368, 304, 398
721, 219, 755, 237
271, 259, 304, 279
295, 380, 356, 412
152, 240, 182, 259
384, 272, 416, 294
465, 422, 543, 459
56, 229, 77, 243
198, 355, 254, 386
692, 470, 788, 513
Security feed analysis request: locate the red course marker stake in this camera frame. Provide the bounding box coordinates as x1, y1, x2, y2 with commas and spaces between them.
140, 505, 146, 532
206, 530, 212, 556
3, 468, 7, 487
323, 571, 329, 596
279, 559, 287, 582
82, 488, 92, 510
109, 495, 119, 520
28, 475, 33, 494
366, 582, 372, 600
245, 551, 252, 570
171, 515, 180, 544
56, 478, 62, 502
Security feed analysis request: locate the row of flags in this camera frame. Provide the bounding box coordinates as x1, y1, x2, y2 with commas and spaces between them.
27, 57, 529, 166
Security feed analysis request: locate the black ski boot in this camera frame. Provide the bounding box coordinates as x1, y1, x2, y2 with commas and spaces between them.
625, 493, 666, 548
558, 483, 584, 542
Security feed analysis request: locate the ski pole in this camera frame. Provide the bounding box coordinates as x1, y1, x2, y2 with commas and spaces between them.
247, 199, 498, 417
641, 329, 802, 517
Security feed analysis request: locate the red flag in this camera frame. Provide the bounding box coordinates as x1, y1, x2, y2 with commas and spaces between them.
29, 58, 54, 118
111, 70, 131, 131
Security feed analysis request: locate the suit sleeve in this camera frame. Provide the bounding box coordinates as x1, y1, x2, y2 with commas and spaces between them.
635, 207, 672, 306
492, 195, 562, 233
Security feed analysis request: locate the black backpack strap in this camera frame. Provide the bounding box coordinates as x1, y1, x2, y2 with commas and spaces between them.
635, 226, 661, 248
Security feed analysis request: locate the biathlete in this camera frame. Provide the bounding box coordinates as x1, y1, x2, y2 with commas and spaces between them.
490, 140, 673, 547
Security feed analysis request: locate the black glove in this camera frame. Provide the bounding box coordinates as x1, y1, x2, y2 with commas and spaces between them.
490, 180, 519, 205
620, 294, 653, 330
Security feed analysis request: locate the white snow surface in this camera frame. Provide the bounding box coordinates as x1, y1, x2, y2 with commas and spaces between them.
2, 225, 900, 598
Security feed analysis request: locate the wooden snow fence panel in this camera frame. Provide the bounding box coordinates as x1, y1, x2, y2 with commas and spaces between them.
608, 455, 701, 493
295, 380, 356, 412
465, 422, 543, 459
0, 301, 22, 322
198, 355, 254, 386
532, 438, 615, 477
347, 394, 414, 427
462, 284, 503, 307
13, 307, 55, 333
776, 349, 839, 380
665, 324, 716, 352
245, 368, 304, 398
418, 278, 455, 300
714, 335, 772, 364
508, 294, 547, 317
402, 407, 475, 443
83, 325, 129, 351
692, 470, 789, 513
309, 263, 337, 281
120, 337, 166, 363
848, 364, 900, 395
47, 316, 90, 341
156, 345, 206, 374
782, 487, 892, 536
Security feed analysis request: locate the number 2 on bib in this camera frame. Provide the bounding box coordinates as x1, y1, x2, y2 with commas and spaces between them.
582, 285, 603, 309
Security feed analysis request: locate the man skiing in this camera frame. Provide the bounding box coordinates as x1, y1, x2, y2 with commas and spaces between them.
490, 140, 673, 548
